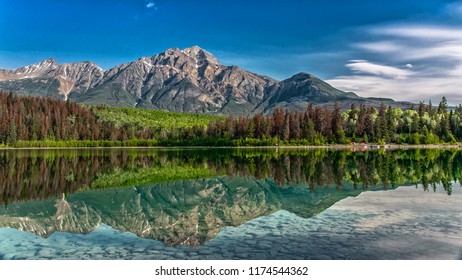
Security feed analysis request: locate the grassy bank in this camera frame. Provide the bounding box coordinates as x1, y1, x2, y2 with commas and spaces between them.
8, 139, 159, 148
2, 139, 460, 150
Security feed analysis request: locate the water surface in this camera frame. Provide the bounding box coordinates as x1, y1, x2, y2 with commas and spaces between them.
0, 148, 461, 259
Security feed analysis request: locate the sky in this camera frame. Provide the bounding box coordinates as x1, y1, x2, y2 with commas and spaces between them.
1, 0, 462, 104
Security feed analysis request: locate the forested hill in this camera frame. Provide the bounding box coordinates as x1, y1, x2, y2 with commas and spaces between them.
0, 91, 460, 147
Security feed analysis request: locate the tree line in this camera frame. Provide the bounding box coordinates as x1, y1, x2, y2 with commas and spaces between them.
200, 98, 462, 145
1, 90, 462, 146
0, 91, 155, 145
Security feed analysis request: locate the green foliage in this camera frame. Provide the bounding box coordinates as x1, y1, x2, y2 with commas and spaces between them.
423, 133, 440, 144
313, 133, 326, 145
93, 106, 222, 130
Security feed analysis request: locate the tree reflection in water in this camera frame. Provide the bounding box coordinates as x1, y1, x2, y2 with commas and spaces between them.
1, 148, 461, 205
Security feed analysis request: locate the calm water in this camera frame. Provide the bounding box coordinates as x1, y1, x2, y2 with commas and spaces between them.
0, 148, 461, 260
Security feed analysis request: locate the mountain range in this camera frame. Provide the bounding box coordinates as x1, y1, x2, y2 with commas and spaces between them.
0, 46, 412, 115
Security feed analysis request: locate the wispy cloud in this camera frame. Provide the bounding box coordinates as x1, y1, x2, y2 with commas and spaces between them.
328, 74, 462, 104
328, 23, 462, 105
374, 25, 462, 40
354, 41, 402, 53
345, 60, 411, 79
146, 1, 156, 9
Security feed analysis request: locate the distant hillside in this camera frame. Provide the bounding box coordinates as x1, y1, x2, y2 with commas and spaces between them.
93, 106, 221, 130
0, 46, 413, 115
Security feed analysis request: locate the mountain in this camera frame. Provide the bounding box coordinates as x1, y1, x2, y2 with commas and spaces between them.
0, 58, 104, 100
0, 46, 412, 115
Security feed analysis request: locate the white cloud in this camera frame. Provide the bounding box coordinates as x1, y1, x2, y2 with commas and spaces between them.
345, 60, 411, 79
375, 25, 462, 67
355, 41, 402, 53
357, 38, 462, 64
146, 1, 156, 9
375, 25, 462, 41
332, 24, 462, 105
327, 74, 462, 104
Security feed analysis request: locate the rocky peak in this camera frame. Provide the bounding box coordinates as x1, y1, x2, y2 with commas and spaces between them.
183, 46, 220, 66
29, 58, 58, 68
35, 58, 59, 69
16, 58, 59, 75
0, 58, 60, 81
287, 72, 317, 82
56, 61, 103, 75
146, 46, 221, 70
43, 57, 58, 65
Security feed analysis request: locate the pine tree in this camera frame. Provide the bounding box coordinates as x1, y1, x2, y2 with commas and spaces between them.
313, 107, 323, 134
438, 96, 448, 114
253, 113, 263, 139
428, 100, 434, 117
356, 105, 367, 136
322, 106, 333, 141
7, 121, 17, 144
331, 103, 344, 143
272, 108, 285, 137
363, 108, 374, 137
224, 116, 235, 138
289, 111, 301, 139
281, 114, 290, 140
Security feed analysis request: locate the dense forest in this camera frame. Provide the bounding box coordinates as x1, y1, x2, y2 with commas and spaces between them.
202, 100, 462, 146
0, 91, 218, 147
0, 91, 141, 145
1, 91, 462, 147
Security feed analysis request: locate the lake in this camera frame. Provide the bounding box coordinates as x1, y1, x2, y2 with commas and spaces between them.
0, 148, 461, 260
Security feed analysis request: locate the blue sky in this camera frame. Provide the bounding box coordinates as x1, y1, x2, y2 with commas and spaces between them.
1, 0, 462, 104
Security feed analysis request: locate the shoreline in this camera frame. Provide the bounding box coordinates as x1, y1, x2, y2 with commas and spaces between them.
1, 144, 461, 151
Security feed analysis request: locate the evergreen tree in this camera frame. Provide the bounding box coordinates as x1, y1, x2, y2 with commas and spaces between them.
331, 103, 344, 143
428, 100, 434, 117
438, 96, 448, 114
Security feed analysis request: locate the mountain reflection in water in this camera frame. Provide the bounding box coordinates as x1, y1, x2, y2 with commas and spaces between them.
0, 148, 460, 247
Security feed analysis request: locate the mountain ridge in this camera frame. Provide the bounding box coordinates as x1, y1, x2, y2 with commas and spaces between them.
0, 46, 413, 115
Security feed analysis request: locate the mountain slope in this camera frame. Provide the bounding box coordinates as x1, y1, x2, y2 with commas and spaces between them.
0, 58, 104, 100
0, 46, 412, 115
75, 46, 276, 114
